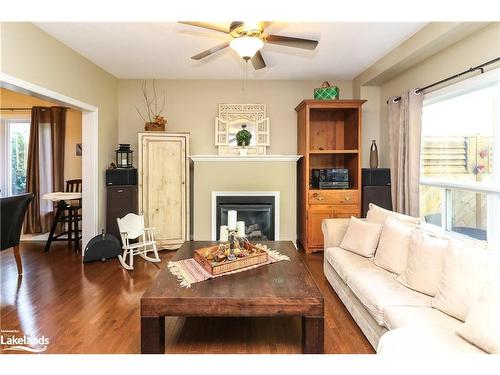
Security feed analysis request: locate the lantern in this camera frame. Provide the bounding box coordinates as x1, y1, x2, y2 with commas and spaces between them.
115, 144, 133, 168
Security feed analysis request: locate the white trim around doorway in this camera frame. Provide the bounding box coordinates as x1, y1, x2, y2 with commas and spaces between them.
1, 72, 99, 252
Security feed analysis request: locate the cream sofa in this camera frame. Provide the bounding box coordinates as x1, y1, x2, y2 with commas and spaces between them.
321, 211, 493, 354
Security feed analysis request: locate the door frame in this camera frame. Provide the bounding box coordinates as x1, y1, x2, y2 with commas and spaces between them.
1, 72, 99, 250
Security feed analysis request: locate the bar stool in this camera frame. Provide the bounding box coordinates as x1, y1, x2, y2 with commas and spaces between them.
44, 179, 82, 253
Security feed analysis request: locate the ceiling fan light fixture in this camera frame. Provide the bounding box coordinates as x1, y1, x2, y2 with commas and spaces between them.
230, 36, 264, 60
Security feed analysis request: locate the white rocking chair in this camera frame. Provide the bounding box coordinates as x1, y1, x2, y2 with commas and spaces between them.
116, 213, 160, 270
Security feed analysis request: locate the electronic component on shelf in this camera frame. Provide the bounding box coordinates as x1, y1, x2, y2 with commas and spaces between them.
311, 168, 349, 189
319, 181, 349, 189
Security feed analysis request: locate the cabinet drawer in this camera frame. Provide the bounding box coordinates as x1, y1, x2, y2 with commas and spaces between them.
308, 190, 359, 205
333, 204, 360, 217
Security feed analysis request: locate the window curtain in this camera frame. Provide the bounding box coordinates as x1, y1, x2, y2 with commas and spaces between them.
388, 90, 423, 217
24, 106, 66, 234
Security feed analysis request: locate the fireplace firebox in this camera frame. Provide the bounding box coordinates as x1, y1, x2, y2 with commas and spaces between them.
215, 195, 276, 241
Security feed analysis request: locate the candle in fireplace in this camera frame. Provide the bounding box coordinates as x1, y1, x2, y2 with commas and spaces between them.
219, 225, 229, 242
237, 221, 245, 237
227, 210, 237, 231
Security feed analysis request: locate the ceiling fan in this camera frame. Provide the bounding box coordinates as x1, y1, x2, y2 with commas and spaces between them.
179, 21, 319, 70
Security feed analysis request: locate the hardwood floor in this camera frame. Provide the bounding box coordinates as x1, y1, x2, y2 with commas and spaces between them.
0, 241, 374, 354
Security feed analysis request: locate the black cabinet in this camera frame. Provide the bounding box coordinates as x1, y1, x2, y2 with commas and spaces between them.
106, 185, 138, 239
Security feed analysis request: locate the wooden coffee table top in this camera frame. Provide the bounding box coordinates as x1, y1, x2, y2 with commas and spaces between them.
141, 241, 324, 318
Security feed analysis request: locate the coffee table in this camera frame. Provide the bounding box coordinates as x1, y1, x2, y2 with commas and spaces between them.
140, 241, 324, 354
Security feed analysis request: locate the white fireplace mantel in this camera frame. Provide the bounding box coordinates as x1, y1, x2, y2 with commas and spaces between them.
190, 155, 302, 162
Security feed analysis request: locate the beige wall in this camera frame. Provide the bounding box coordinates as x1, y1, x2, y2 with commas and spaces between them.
193, 161, 297, 241
120, 80, 352, 242
1, 22, 118, 229
354, 23, 500, 167
64, 110, 82, 181
358, 86, 381, 167
0, 88, 82, 182
118, 79, 353, 157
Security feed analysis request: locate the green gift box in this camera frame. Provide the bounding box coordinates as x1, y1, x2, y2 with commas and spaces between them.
314, 81, 340, 100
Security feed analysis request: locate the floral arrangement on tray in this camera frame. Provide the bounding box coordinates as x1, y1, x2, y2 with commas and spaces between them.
194, 240, 268, 276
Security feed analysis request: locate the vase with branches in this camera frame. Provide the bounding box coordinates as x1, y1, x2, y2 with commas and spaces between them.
135, 80, 167, 131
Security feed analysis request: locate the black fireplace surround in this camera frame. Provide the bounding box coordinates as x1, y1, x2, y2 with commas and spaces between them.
216, 195, 275, 241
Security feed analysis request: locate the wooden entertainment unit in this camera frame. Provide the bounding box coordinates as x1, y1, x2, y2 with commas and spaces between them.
295, 100, 366, 253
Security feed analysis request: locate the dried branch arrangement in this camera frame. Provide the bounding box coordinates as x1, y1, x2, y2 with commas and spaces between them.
135, 80, 167, 130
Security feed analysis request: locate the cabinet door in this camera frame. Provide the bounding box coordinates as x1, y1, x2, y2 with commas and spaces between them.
141, 135, 187, 248
307, 206, 334, 249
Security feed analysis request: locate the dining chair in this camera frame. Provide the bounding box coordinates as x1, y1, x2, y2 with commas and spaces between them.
0, 193, 34, 275
44, 179, 82, 253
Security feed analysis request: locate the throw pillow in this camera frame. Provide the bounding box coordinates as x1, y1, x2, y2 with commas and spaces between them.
322, 218, 350, 248
456, 275, 500, 353
339, 216, 383, 258
366, 203, 420, 226
374, 217, 413, 275
397, 230, 448, 296
432, 240, 490, 321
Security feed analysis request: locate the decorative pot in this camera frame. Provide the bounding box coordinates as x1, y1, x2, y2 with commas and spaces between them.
145, 122, 165, 131
239, 148, 248, 156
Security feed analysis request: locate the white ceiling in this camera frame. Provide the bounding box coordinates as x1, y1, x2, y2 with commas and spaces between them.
35, 22, 426, 80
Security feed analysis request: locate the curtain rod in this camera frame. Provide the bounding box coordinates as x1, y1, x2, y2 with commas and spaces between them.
386, 56, 500, 104
0, 107, 32, 111
0, 106, 71, 111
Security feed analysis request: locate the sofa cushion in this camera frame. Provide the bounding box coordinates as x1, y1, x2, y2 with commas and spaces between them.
432, 241, 490, 321
374, 217, 413, 275
347, 266, 432, 326
397, 230, 449, 297
322, 218, 350, 248
324, 246, 380, 284
383, 306, 462, 331
366, 203, 420, 226
340, 216, 382, 258
377, 327, 485, 354
456, 274, 500, 354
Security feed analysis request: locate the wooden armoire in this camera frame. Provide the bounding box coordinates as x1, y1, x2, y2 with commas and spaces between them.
295, 100, 366, 253
138, 132, 190, 250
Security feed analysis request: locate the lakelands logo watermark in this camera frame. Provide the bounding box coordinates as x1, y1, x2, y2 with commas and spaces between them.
1, 329, 50, 353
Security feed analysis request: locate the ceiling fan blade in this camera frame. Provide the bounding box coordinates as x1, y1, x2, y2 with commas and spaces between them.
266, 34, 318, 50
251, 50, 266, 70
179, 22, 229, 34
191, 42, 230, 60
229, 21, 244, 32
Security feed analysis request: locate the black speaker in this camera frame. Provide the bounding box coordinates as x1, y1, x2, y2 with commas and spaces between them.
106, 168, 137, 186
362, 168, 391, 186
106, 185, 138, 239
362, 186, 392, 217
362, 168, 392, 217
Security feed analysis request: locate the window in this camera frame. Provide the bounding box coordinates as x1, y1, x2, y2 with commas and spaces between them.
420, 68, 500, 247
1, 118, 30, 196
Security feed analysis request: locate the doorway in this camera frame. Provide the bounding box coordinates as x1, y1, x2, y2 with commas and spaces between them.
1, 73, 99, 251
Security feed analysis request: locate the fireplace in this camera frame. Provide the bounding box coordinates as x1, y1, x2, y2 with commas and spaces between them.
212, 192, 279, 241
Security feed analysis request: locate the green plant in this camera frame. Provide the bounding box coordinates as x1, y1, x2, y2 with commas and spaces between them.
236, 126, 252, 146
10, 132, 27, 194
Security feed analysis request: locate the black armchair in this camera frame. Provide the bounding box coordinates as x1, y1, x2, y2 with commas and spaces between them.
1, 193, 34, 275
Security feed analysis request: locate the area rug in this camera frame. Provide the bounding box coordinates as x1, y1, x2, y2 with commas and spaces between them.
167, 244, 290, 288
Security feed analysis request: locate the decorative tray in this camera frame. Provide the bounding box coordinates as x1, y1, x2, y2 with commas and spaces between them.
193, 241, 268, 276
